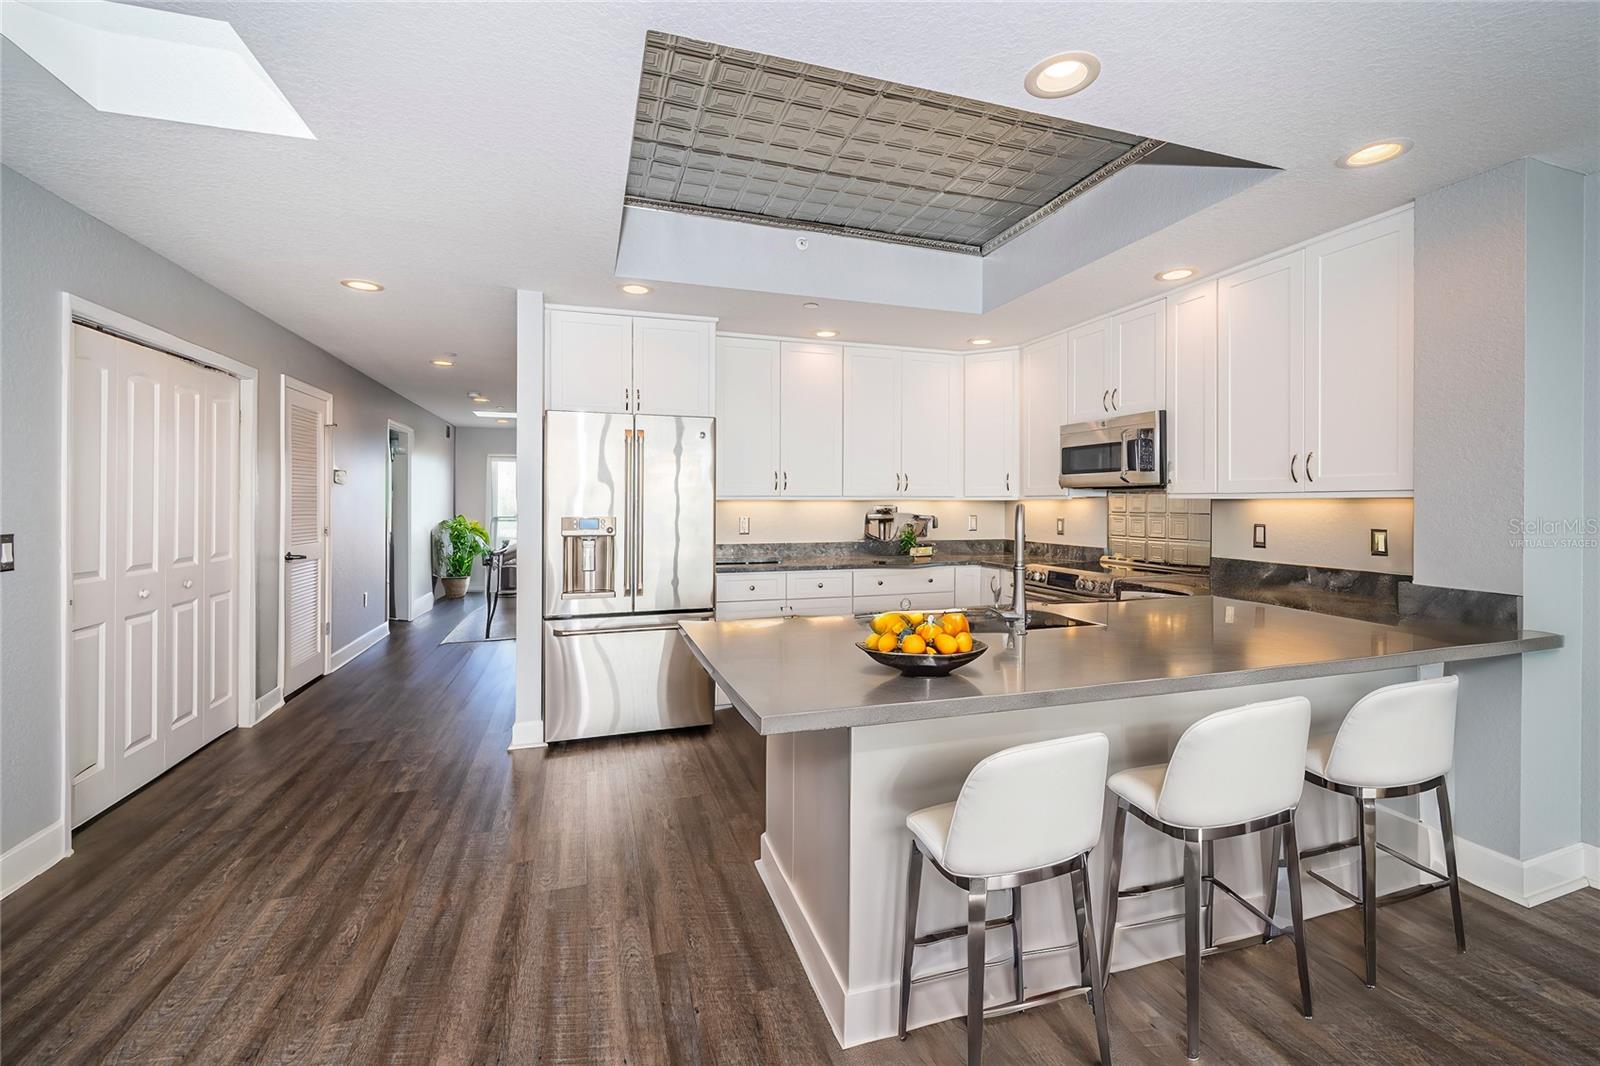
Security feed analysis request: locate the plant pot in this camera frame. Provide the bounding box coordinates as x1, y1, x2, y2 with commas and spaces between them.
442, 576, 471, 599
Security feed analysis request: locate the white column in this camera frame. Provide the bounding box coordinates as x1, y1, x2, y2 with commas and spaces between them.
511, 290, 545, 749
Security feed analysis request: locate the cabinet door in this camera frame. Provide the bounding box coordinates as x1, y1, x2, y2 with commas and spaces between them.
547, 310, 632, 413
842, 347, 902, 498
778, 342, 843, 497
1303, 213, 1414, 492
1165, 281, 1218, 496
634, 318, 713, 416
1020, 335, 1067, 497
1217, 251, 1305, 493
1110, 299, 1165, 414
962, 349, 1018, 498
715, 337, 780, 497
1064, 318, 1111, 424
899, 351, 963, 497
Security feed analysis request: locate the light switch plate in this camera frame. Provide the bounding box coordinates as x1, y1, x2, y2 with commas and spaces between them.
333, 468, 348, 485
0, 533, 13, 572
967, 514, 978, 532
1253, 523, 1268, 549
1056, 517, 1065, 535
738, 516, 750, 535
1370, 528, 1389, 557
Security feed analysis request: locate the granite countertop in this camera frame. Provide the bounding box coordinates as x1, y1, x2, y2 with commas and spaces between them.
714, 539, 1106, 574
678, 596, 1561, 735
716, 552, 1022, 573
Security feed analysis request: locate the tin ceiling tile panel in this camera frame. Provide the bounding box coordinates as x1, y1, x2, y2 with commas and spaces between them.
627, 31, 1162, 255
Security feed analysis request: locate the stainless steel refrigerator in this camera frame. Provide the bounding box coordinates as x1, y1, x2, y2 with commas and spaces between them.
542, 411, 715, 742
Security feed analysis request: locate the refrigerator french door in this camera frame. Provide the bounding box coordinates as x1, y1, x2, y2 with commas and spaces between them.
542, 411, 714, 741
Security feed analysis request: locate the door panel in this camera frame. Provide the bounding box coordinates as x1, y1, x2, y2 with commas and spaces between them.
1218, 251, 1305, 493
168, 360, 206, 761
962, 350, 1017, 498
548, 310, 632, 413
714, 337, 780, 497
778, 342, 843, 497
203, 371, 240, 740
842, 347, 902, 497
899, 351, 962, 498
1111, 299, 1166, 414
634, 415, 715, 614
1020, 336, 1067, 497
1064, 319, 1110, 424
283, 383, 328, 693
1165, 282, 1218, 495
634, 318, 713, 416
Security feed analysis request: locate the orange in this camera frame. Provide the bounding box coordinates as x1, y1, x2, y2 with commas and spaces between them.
933, 632, 958, 655
877, 632, 900, 653
941, 612, 968, 636
955, 632, 974, 653
900, 633, 928, 655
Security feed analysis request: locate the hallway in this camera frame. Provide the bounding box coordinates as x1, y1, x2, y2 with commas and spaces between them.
3, 599, 1598, 1064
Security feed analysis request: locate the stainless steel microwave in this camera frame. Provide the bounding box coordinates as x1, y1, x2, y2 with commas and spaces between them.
1059, 410, 1166, 489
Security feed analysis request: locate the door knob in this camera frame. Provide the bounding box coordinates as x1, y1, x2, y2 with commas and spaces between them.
138, 588, 150, 599
285, 551, 307, 561
183, 579, 193, 589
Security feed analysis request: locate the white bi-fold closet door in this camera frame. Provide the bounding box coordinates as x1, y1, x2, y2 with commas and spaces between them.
69, 324, 241, 827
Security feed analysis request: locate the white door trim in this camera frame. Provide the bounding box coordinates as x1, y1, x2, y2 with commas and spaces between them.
387, 419, 415, 619
57, 294, 259, 873
278, 375, 334, 697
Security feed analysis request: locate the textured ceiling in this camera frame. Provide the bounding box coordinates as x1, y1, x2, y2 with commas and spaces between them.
627, 31, 1151, 254
3, 3, 1596, 424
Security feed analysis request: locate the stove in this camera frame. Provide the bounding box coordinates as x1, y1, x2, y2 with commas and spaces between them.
1022, 564, 1120, 603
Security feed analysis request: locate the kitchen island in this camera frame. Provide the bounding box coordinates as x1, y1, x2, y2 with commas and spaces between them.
678, 598, 1560, 1048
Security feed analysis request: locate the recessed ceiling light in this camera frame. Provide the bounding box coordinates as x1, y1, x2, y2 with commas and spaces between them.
1338, 139, 1412, 169
620, 283, 651, 295
1156, 268, 1196, 282
341, 278, 384, 292
473, 410, 518, 419
470, 394, 489, 403
431, 358, 455, 368
1025, 51, 1102, 99
802, 301, 820, 310
969, 337, 994, 346
813, 329, 838, 339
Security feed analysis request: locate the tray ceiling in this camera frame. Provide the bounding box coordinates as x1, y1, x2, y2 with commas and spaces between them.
626, 31, 1161, 255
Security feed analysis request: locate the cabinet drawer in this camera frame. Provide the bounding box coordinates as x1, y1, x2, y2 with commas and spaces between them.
715, 599, 785, 621
852, 567, 955, 597
786, 571, 853, 600
854, 592, 955, 614
785, 597, 854, 618
717, 573, 784, 602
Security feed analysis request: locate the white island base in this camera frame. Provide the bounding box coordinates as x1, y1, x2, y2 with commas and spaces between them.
757, 665, 1446, 1049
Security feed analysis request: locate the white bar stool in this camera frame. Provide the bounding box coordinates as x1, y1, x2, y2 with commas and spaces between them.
1100, 697, 1314, 1061
898, 733, 1113, 1066
1291, 675, 1465, 988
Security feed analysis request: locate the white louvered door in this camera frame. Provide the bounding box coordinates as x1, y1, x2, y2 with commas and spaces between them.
70, 326, 244, 827
283, 383, 328, 694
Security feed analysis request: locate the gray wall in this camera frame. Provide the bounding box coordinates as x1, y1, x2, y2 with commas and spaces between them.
1585, 171, 1600, 849
0, 167, 452, 851
452, 426, 517, 589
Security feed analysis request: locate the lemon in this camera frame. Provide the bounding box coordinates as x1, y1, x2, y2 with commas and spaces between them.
871, 612, 905, 635
955, 632, 974, 653
905, 612, 926, 625
878, 632, 900, 653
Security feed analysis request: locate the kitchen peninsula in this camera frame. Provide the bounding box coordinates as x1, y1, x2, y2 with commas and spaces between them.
678, 599, 1560, 1048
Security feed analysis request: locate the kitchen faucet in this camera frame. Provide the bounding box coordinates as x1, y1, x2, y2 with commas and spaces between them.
993, 504, 1029, 631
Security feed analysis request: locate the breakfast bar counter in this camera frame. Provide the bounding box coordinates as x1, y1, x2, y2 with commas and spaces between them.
677, 599, 1561, 1049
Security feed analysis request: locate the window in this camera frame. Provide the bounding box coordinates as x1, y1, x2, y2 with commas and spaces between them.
488, 455, 517, 547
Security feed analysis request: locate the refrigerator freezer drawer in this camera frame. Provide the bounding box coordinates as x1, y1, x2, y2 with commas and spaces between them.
542, 614, 713, 741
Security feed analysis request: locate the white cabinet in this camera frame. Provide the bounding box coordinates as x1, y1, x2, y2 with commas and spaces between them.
1064, 318, 1111, 424
1301, 213, 1414, 492
635, 317, 714, 416
716, 337, 781, 497
1165, 281, 1218, 496
843, 347, 962, 498
547, 309, 714, 416
1217, 250, 1306, 494
1110, 299, 1166, 415
954, 564, 1014, 608
1020, 335, 1067, 497
777, 341, 844, 497
962, 349, 1018, 498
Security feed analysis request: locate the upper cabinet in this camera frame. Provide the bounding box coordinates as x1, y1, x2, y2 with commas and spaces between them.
546, 308, 714, 417
1064, 299, 1165, 424
1064, 318, 1111, 424
1020, 334, 1067, 497
1164, 281, 1218, 496
1217, 250, 1306, 493
776, 341, 844, 497
843, 347, 962, 498
962, 348, 1019, 498
715, 337, 781, 497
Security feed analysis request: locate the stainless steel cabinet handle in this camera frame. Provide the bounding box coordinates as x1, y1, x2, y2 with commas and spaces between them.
773, 470, 778, 492
551, 622, 686, 638
1290, 453, 1299, 483
623, 430, 635, 593
926, 577, 933, 583
623, 386, 630, 412
783, 471, 788, 491
1111, 387, 1119, 409
635, 387, 641, 407
904, 473, 909, 493
1102, 389, 1110, 411
1305, 451, 1315, 483
1005, 472, 1010, 492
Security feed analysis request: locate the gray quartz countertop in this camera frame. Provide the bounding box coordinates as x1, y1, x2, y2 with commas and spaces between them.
715, 552, 1020, 573
678, 596, 1561, 735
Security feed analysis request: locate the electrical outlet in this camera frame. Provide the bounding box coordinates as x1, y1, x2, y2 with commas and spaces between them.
1253, 523, 1268, 549
1370, 528, 1389, 557
1056, 517, 1065, 536
967, 514, 978, 532
738, 515, 750, 535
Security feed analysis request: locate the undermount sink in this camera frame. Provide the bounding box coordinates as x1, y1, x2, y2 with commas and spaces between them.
967, 609, 1099, 632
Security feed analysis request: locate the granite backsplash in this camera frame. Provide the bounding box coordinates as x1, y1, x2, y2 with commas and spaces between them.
1211, 557, 1522, 628
716, 539, 1105, 567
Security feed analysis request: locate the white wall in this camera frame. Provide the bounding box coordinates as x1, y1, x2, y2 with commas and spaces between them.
512, 291, 544, 749
1017, 497, 1109, 550
1211, 498, 1415, 573
0, 168, 452, 856
453, 426, 517, 589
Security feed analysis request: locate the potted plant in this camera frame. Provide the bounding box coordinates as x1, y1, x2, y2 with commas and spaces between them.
436, 515, 490, 599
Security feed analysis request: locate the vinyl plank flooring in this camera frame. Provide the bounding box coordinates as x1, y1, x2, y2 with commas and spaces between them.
5, 597, 1599, 1065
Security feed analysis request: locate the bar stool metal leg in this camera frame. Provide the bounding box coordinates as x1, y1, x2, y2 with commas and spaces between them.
1010, 887, 1025, 1004
897, 841, 922, 1040
1201, 840, 1217, 950
1071, 865, 1114, 1065
1358, 795, 1379, 988
966, 884, 988, 1066
1261, 826, 1282, 943
1182, 839, 1203, 1060
1283, 817, 1314, 1018
1100, 802, 1127, 980
1436, 781, 1467, 953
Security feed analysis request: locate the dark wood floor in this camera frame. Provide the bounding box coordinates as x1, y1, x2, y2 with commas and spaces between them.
4, 598, 1598, 1064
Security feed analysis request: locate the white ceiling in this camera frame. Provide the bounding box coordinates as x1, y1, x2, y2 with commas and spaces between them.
4, 2, 1597, 424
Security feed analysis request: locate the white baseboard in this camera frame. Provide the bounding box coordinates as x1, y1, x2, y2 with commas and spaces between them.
1392, 811, 1594, 908
251, 687, 284, 726
411, 591, 436, 618
508, 719, 545, 750
1585, 843, 1600, 888
330, 621, 389, 672
2, 820, 69, 898
756, 835, 850, 1045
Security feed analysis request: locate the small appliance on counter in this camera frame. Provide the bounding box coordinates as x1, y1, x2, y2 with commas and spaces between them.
863, 505, 899, 542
